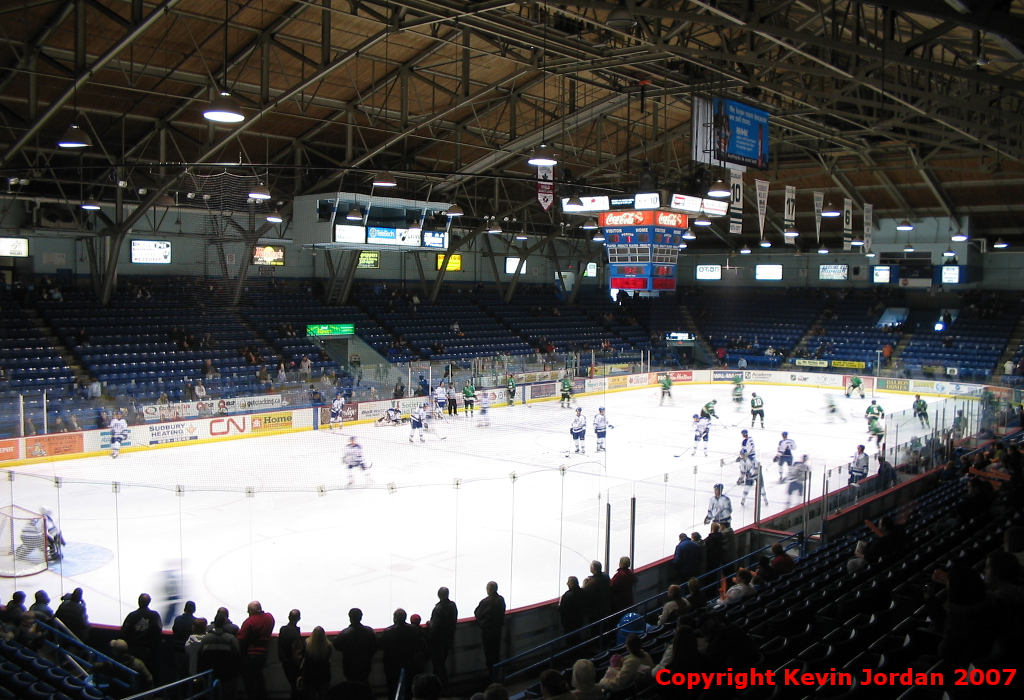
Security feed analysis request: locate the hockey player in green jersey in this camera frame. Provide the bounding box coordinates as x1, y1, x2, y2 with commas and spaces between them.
846, 375, 865, 398
867, 416, 885, 447
912, 395, 930, 428
865, 399, 884, 425
750, 392, 765, 428
659, 374, 673, 405
560, 376, 573, 408
732, 374, 745, 405
701, 399, 718, 420
506, 374, 516, 406
462, 380, 476, 417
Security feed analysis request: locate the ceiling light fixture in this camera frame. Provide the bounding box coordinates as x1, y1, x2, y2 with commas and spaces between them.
156, 194, 175, 208
821, 201, 841, 217
739, 246, 751, 254
896, 218, 914, 231
487, 218, 503, 234
527, 144, 558, 167
865, 251, 876, 258
943, 248, 956, 257
606, 0, 637, 29
994, 238, 1009, 248
818, 245, 829, 254
581, 218, 599, 230
266, 210, 283, 224
204, 92, 245, 123
565, 194, 584, 208
903, 242, 915, 252
592, 231, 606, 243
81, 199, 101, 211
851, 235, 864, 246
346, 206, 363, 221
372, 171, 397, 187
760, 238, 772, 248
951, 231, 968, 242
248, 183, 271, 200
515, 232, 528, 240
445, 203, 464, 217
783, 225, 800, 238
693, 211, 712, 226
707, 179, 730, 198
57, 124, 92, 149
682, 229, 696, 240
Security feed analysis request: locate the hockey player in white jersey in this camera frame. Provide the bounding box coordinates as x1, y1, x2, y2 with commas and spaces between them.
109, 410, 129, 458
329, 393, 346, 429
593, 407, 613, 452
692, 414, 710, 456
477, 391, 491, 427
570, 407, 587, 454
774, 432, 796, 483
785, 455, 810, 507
737, 429, 767, 507
344, 436, 369, 486
410, 403, 428, 442
433, 383, 448, 419
704, 484, 732, 526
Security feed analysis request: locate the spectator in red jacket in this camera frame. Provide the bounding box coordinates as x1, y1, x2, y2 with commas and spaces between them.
238, 601, 275, 700
770, 543, 796, 574
609, 556, 637, 613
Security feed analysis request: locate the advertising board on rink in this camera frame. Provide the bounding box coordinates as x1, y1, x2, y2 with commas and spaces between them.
669, 370, 694, 382
0, 439, 20, 462
743, 371, 773, 383
147, 421, 199, 445
713, 370, 743, 382
143, 395, 285, 422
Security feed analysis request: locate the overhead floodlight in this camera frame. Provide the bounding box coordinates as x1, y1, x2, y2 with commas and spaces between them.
372, 171, 397, 187
865, 251, 876, 258
592, 231, 606, 243
248, 183, 271, 200
346, 206, 363, 221
821, 201, 841, 217
759, 238, 771, 248
739, 246, 751, 254
994, 238, 1009, 248
487, 218, 503, 234
682, 229, 696, 240
903, 243, 915, 252
527, 144, 558, 167
678, 242, 687, 249
445, 203, 464, 217
850, 235, 864, 246
81, 199, 101, 210
565, 195, 584, 208
692, 211, 712, 226
707, 179, 730, 198
951, 232, 969, 242
156, 194, 176, 208
514, 233, 528, 240
57, 124, 92, 148
266, 210, 283, 224
896, 218, 914, 231
783, 226, 800, 238
581, 218, 599, 230
943, 248, 956, 257
818, 246, 829, 254
606, 1, 637, 29
203, 92, 245, 123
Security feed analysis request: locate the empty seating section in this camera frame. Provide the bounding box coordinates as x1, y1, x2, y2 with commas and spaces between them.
575, 293, 652, 355
901, 306, 1022, 381
691, 292, 825, 366
804, 298, 897, 365
480, 289, 624, 355
356, 290, 532, 361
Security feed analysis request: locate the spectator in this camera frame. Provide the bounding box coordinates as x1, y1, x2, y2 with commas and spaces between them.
720, 569, 756, 604
673, 532, 701, 582
539, 668, 575, 700
484, 682, 510, 700
558, 576, 586, 645
55, 587, 90, 641
88, 378, 102, 400
183, 381, 196, 401
474, 581, 506, 677
609, 556, 637, 613
120, 593, 162, 680
598, 634, 652, 690
428, 587, 458, 692
684, 577, 707, 611
393, 380, 406, 399
299, 627, 332, 700
704, 523, 724, 577
877, 453, 898, 490
864, 515, 907, 563
194, 380, 207, 400
925, 564, 995, 666
582, 561, 611, 623
238, 601, 275, 700
412, 674, 443, 700
28, 590, 53, 622
171, 601, 197, 680
752, 556, 778, 585
657, 585, 689, 625
571, 659, 603, 700
770, 542, 796, 574
97, 638, 153, 698
278, 609, 302, 699
332, 607, 377, 685
199, 610, 242, 700
2, 591, 26, 624
846, 540, 869, 573
208, 607, 240, 636
379, 608, 426, 699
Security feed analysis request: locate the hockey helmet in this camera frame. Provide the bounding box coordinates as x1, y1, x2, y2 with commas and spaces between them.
741, 429, 748, 435
693, 414, 699, 419
782, 431, 788, 437
575, 407, 582, 413
714, 483, 724, 491
712, 399, 718, 404
598, 407, 605, 412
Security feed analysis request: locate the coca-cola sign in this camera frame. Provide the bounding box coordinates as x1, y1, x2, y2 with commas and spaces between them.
599, 210, 653, 227
655, 211, 688, 227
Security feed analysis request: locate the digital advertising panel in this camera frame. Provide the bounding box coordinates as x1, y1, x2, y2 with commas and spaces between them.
131, 240, 171, 264
253, 245, 285, 266
755, 264, 783, 281
712, 98, 771, 170
818, 264, 849, 281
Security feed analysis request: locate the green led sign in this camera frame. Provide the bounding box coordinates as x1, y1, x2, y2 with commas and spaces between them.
306, 323, 355, 337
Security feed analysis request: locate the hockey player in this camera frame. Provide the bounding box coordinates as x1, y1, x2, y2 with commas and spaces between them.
570, 407, 587, 454
659, 373, 673, 405
433, 383, 448, 419
913, 395, 930, 428
704, 484, 732, 526
343, 436, 368, 486
867, 415, 885, 447
825, 394, 845, 422
692, 414, 711, 456
109, 409, 128, 458
560, 376, 573, 408
750, 392, 765, 428
865, 399, 884, 425
737, 429, 767, 507
732, 374, 745, 406
849, 444, 869, 485
329, 393, 346, 429
593, 407, 612, 451
446, 383, 459, 416
785, 455, 810, 508
376, 405, 403, 426
846, 375, 865, 398
701, 399, 719, 421
774, 431, 796, 482
410, 403, 428, 442
463, 380, 476, 417
477, 391, 491, 427
506, 374, 516, 407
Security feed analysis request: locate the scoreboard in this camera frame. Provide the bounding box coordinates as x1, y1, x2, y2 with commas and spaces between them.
603, 215, 686, 293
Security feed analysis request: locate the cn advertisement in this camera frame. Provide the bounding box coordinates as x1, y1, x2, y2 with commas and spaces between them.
713, 98, 770, 170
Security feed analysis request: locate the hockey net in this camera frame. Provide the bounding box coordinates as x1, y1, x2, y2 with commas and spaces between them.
0, 505, 51, 577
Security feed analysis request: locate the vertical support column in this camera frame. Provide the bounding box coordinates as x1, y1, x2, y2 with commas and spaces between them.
321, 0, 332, 65
261, 39, 271, 105
462, 29, 471, 97
75, 0, 86, 75
159, 127, 167, 180
345, 112, 354, 163
28, 57, 37, 120
603, 501, 611, 577
629, 496, 636, 569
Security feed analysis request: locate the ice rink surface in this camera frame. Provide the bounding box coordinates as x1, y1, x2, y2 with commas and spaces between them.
5, 382, 931, 630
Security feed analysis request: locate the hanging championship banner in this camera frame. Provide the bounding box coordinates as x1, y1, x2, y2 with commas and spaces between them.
843, 198, 853, 250
729, 170, 743, 234
755, 180, 769, 239
863, 203, 874, 252
537, 164, 554, 211
813, 191, 824, 242
783, 185, 796, 245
